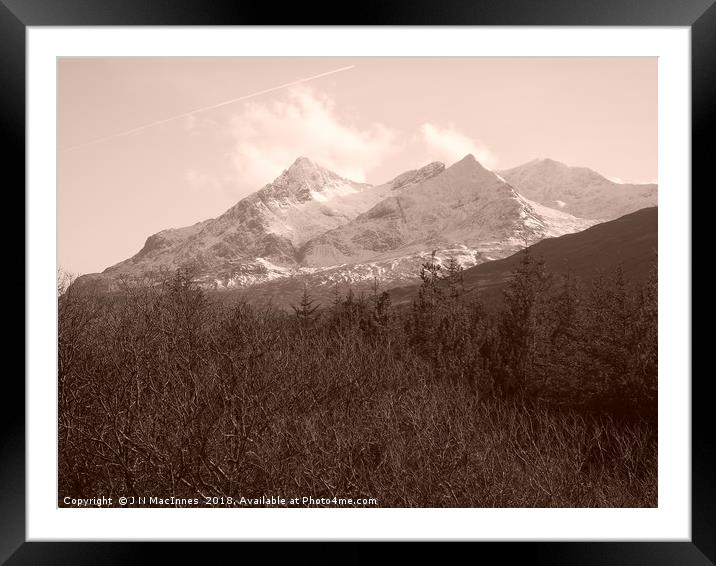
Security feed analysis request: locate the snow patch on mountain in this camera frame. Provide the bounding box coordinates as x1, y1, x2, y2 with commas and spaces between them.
513, 193, 599, 237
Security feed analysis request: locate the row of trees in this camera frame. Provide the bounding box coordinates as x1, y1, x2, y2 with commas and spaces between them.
57, 253, 657, 507
290, 251, 657, 416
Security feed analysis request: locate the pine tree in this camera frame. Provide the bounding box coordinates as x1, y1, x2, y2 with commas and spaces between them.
633, 258, 657, 413
496, 249, 551, 395
292, 284, 319, 327
444, 256, 464, 300
580, 264, 644, 410
542, 270, 586, 401
434, 255, 469, 383
410, 252, 444, 362
369, 278, 393, 330
375, 292, 392, 323
419, 251, 443, 284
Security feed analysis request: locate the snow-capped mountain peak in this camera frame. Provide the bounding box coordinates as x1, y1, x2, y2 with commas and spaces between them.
78, 154, 653, 296
254, 157, 369, 207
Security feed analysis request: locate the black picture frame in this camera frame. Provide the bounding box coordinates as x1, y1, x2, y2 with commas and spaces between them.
7, 0, 708, 563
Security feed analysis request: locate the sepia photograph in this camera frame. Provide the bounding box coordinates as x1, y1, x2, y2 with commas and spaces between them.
57, 56, 658, 509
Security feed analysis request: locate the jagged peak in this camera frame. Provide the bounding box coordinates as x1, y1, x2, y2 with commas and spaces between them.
288, 156, 320, 170
277, 156, 352, 187
263, 157, 339, 193
444, 153, 495, 176
419, 160, 445, 172
390, 161, 445, 190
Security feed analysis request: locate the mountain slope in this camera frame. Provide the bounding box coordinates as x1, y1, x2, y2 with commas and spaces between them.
388, 206, 657, 307
103, 158, 440, 282
300, 155, 595, 269
499, 158, 657, 220
77, 155, 645, 295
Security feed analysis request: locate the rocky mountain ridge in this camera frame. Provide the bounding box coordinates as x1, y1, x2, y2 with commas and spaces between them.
77, 154, 656, 292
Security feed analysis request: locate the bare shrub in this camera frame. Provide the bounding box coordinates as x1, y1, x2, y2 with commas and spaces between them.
58, 260, 657, 507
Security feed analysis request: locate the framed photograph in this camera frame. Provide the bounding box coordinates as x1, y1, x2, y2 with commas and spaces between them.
10, 0, 708, 563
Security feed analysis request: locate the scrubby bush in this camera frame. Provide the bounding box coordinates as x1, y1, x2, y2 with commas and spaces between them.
58, 255, 657, 507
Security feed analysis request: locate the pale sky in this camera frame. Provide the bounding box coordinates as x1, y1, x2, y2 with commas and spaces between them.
59, 57, 657, 275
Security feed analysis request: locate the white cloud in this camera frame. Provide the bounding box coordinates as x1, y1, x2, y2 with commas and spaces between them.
420, 123, 497, 169
228, 87, 398, 189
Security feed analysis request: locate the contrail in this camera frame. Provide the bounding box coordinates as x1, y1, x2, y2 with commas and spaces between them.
61, 65, 356, 152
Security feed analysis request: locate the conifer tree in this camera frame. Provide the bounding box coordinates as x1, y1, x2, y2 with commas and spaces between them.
633, 258, 657, 412
410, 252, 444, 362
496, 249, 551, 395
444, 256, 464, 300
368, 278, 393, 331
580, 264, 644, 409
292, 284, 319, 327
542, 270, 586, 400
373, 291, 392, 328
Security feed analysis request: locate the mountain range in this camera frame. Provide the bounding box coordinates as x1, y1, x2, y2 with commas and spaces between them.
77, 155, 657, 294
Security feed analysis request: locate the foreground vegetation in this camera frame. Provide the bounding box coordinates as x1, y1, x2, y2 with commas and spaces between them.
58, 252, 657, 507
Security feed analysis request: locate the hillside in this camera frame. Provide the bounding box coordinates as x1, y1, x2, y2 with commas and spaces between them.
499, 158, 657, 220
300, 154, 594, 268
76, 154, 612, 292
388, 206, 658, 307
